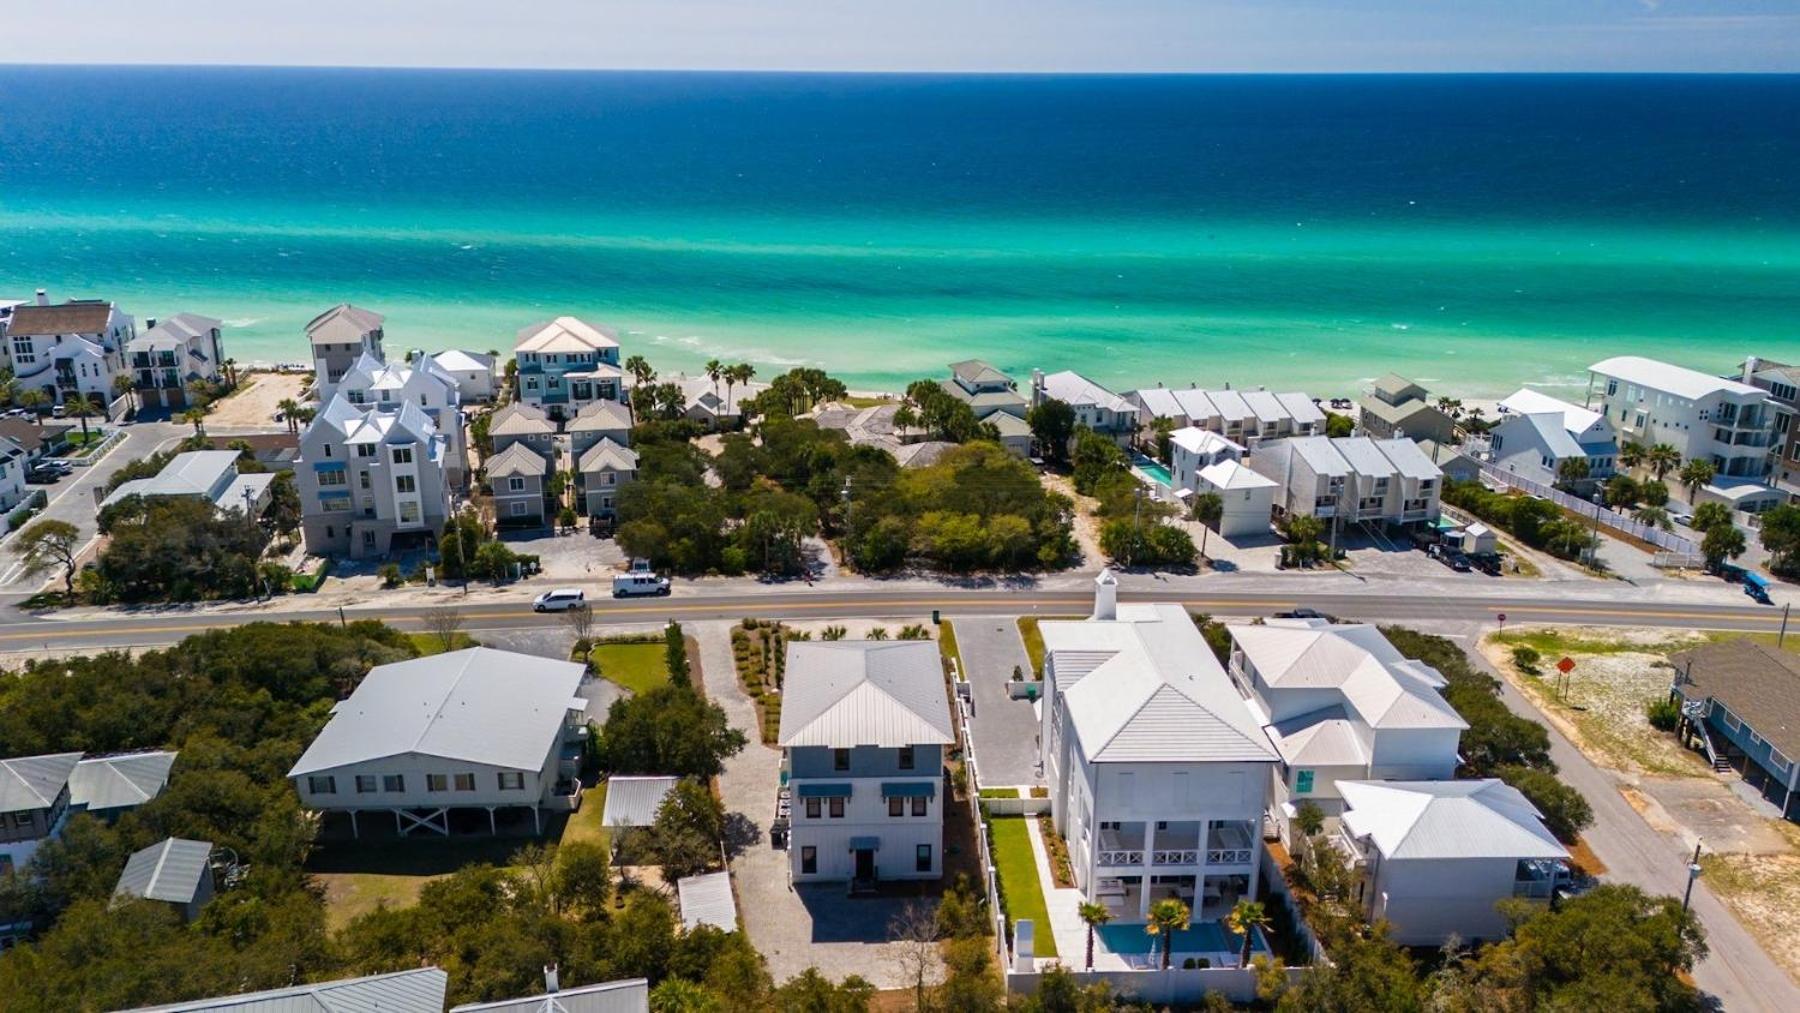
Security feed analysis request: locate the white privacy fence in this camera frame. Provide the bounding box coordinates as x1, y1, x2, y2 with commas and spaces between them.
1477, 464, 1700, 554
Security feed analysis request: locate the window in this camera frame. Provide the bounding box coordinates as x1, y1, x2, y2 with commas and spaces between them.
912, 796, 927, 817
317, 468, 346, 487
454, 773, 475, 791
427, 774, 448, 792
382, 774, 405, 793
360, 472, 371, 489
805, 797, 821, 819
833, 748, 850, 771
889, 797, 904, 817
510, 501, 526, 516
11, 813, 30, 829
355, 443, 374, 457
323, 443, 333, 458
498, 772, 525, 790
801, 846, 817, 874
399, 501, 420, 524
1294, 769, 1315, 794
1722, 708, 1741, 731
508, 477, 525, 492
395, 475, 416, 493
307, 775, 336, 795
392, 447, 413, 465
829, 797, 845, 818
355, 774, 377, 794
916, 844, 932, 873
898, 746, 915, 770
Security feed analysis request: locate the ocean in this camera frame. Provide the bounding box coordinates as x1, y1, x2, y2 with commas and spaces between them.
1, 67, 1797, 398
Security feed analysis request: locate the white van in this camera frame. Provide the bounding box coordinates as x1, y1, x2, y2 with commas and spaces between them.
532, 588, 587, 612
612, 572, 671, 598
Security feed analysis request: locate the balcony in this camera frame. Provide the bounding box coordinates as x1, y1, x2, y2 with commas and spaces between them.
1205, 821, 1256, 866
1512, 858, 1567, 899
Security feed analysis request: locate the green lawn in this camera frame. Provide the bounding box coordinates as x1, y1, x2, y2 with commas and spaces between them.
938, 620, 964, 677
988, 816, 1057, 957
560, 780, 611, 850
408, 631, 480, 656
841, 394, 897, 408
590, 641, 668, 694
979, 788, 1020, 799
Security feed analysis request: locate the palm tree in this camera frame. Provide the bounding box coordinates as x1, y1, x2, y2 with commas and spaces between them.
1226, 899, 1271, 967
1692, 501, 1733, 533
1618, 441, 1647, 472
16, 388, 46, 425
182, 407, 207, 437
1555, 456, 1590, 490
1646, 443, 1681, 481
1191, 492, 1223, 563
1145, 897, 1191, 971
111, 374, 137, 414
66, 394, 98, 444
277, 398, 302, 434
221, 357, 239, 388
624, 354, 655, 388
704, 358, 723, 397
1078, 901, 1112, 971
1633, 505, 1672, 531
1678, 458, 1716, 506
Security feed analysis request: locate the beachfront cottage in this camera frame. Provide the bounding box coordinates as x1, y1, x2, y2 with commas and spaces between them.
567, 400, 634, 460
296, 395, 454, 559
98, 449, 275, 515
1196, 461, 1277, 538
0, 752, 82, 874
1033, 369, 1137, 444
113, 837, 216, 922
1, 289, 133, 412
1039, 572, 1278, 928
432, 348, 500, 402
1129, 386, 1325, 450
126, 313, 225, 410
778, 640, 954, 886
1224, 618, 1466, 840
576, 438, 637, 521
1488, 387, 1619, 491
1249, 435, 1442, 537
125, 968, 449, 1012
1669, 638, 1800, 822
486, 441, 550, 528
451, 974, 650, 1013
1357, 373, 1456, 446
288, 647, 588, 838
1336, 780, 1569, 946
1168, 427, 1244, 498
941, 359, 1029, 420
514, 316, 624, 421
306, 303, 386, 402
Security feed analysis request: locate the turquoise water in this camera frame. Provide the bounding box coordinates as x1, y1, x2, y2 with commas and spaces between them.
1096, 920, 1263, 958
1134, 461, 1175, 488
2, 69, 1797, 396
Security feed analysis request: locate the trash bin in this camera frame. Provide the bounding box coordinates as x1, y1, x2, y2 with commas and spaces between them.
932, 609, 941, 625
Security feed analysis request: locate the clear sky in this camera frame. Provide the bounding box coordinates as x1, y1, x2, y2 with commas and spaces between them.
3, 0, 1797, 73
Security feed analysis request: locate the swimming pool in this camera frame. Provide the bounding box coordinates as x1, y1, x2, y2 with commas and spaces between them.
1095, 919, 1264, 962
1132, 460, 1174, 488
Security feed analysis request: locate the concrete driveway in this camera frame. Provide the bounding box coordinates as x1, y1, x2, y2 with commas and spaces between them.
950, 615, 1044, 787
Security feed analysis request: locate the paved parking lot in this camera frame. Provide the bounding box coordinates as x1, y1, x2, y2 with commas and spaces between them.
951, 615, 1044, 787
498, 527, 628, 580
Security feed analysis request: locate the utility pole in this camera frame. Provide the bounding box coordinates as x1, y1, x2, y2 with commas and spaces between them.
1682, 841, 1703, 913
1781, 602, 1791, 648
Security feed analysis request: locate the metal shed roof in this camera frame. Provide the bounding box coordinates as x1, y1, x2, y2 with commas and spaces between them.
677, 871, 738, 932
115, 837, 212, 905
130, 967, 448, 1012
599, 775, 679, 828
451, 978, 649, 1013
777, 641, 955, 748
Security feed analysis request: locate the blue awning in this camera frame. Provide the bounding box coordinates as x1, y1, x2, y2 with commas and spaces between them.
849, 836, 880, 851
796, 783, 852, 799
312, 460, 346, 471
881, 782, 936, 799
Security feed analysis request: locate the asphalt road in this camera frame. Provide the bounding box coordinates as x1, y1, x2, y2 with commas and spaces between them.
0, 586, 1791, 651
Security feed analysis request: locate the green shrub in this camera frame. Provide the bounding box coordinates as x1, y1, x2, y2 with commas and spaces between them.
1645, 696, 1682, 732
1511, 645, 1542, 674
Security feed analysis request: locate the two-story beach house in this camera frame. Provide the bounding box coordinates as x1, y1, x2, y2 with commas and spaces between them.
306, 303, 385, 403
778, 640, 955, 886
0, 752, 82, 874
487, 441, 551, 528
1039, 573, 1278, 925
577, 439, 638, 521
567, 400, 633, 458
296, 395, 454, 559
1168, 427, 1244, 497
1357, 374, 1456, 446
1249, 435, 1442, 534
1490, 387, 1620, 490
1587, 355, 1777, 491
99, 449, 276, 516
126, 314, 225, 410
1, 290, 132, 410
1034, 370, 1137, 444
941, 360, 1029, 420
289, 647, 588, 837
1130, 387, 1325, 450
488, 401, 558, 461
1224, 618, 1466, 838
1669, 638, 1800, 822
514, 317, 624, 421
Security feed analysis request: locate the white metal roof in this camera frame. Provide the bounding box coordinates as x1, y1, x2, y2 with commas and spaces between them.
451, 978, 649, 1013
1369, 436, 1442, 481
1274, 392, 1326, 426
1284, 436, 1351, 477
515, 316, 619, 353
1333, 437, 1399, 479
0, 751, 82, 814
1041, 370, 1134, 415
1340, 779, 1567, 861
1589, 355, 1762, 400
433, 349, 495, 373
1227, 620, 1465, 732
288, 648, 586, 776
1509, 412, 1586, 461
115, 837, 212, 906
1498, 388, 1602, 436
1198, 459, 1277, 492
1266, 707, 1368, 768
1204, 388, 1254, 423
69, 750, 177, 813
599, 775, 679, 828
678, 870, 738, 932
1170, 427, 1243, 458
777, 641, 955, 748
131, 968, 449, 1012
1043, 603, 1276, 764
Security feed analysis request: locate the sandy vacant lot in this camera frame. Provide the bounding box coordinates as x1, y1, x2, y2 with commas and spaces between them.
206, 372, 308, 428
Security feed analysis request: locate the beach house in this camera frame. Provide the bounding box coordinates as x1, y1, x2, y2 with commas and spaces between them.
0, 751, 82, 873
1039, 573, 1278, 925
514, 316, 624, 420
1130, 386, 1325, 449
1668, 638, 1800, 822
1034, 369, 1137, 444
778, 640, 954, 886
432, 349, 500, 402
487, 441, 551, 528
1224, 618, 1466, 839
1587, 355, 1777, 489
567, 400, 634, 460
1168, 427, 1245, 498
942, 360, 1029, 420
1335, 780, 1569, 946
1489, 388, 1619, 490
337, 349, 469, 488
126, 313, 225, 410
296, 395, 454, 559
1249, 435, 1442, 535
1356, 374, 1456, 446
1, 290, 133, 411
99, 449, 276, 515
576, 438, 637, 521
306, 303, 385, 402
289, 647, 588, 838
125, 968, 448, 1012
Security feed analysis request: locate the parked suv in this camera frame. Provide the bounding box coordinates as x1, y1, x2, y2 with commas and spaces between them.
532, 588, 587, 612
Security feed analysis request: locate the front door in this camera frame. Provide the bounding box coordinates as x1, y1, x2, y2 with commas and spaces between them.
854, 848, 875, 880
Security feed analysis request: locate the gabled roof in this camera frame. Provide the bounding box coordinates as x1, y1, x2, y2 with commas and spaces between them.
0, 752, 82, 814
69, 750, 178, 813
599, 775, 679, 828
131, 968, 449, 1013
4, 300, 116, 336
305, 303, 384, 342
1369, 436, 1442, 481
1227, 620, 1465, 732
1283, 436, 1351, 477
1508, 412, 1587, 460
678, 871, 738, 932
486, 441, 548, 478
567, 400, 634, 433
1040, 370, 1134, 415
115, 837, 212, 906
989, 412, 1032, 438
1267, 707, 1367, 768
515, 316, 619, 353
451, 978, 649, 1013
578, 437, 638, 473
1170, 427, 1243, 459
1589, 355, 1762, 400
1499, 388, 1603, 436
1340, 780, 1566, 861
778, 641, 955, 748
893, 440, 956, 469
490, 401, 556, 437
288, 648, 586, 775
133, 313, 221, 350
433, 349, 496, 373
1372, 373, 1428, 403
950, 359, 1012, 386
1332, 437, 1399, 479
1043, 602, 1276, 764
1198, 459, 1276, 492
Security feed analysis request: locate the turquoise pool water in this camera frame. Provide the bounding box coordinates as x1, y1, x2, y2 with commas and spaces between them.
1096, 920, 1264, 959
1133, 461, 1175, 488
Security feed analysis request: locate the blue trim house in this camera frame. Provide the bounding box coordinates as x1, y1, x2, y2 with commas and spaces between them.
1669, 639, 1799, 821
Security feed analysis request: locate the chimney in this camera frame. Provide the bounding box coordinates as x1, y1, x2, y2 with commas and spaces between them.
1744, 356, 1759, 383
1092, 568, 1118, 621
146, 318, 157, 330
34, 288, 48, 306
543, 964, 560, 994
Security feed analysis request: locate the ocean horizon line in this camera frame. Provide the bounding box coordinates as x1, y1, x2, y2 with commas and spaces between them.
3, 62, 1799, 78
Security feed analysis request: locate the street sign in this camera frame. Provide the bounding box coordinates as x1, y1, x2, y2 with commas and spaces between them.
1556, 656, 1576, 675
1497, 613, 1507, 624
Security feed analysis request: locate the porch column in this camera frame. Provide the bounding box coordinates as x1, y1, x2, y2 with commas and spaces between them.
349, 810, 359, 839
394, 810, 403, 835
487, 807, 497, 834
532, 806, 541, 836
1140, 822, 1158, 919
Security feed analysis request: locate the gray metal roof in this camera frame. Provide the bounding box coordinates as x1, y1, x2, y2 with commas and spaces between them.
577, 437, 638, 474
130, 967, 448, 1012
677, 871, 738, 932
486, 441, 548, 478
69, 750, 177, 813
598, 775, 678, 828
949, 359, 1012, 386
0, 751, 81, 814
451, 978, 649, 1013
115, 837, 212, 905
288, 648, 586, 776
777, 641, 955, 748
1368, 436, 1442, 481
489, 402, 556, 437
566, 400, 634, 433
1340, 779, 1566, 861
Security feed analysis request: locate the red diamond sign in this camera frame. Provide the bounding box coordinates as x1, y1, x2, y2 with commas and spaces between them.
1556, 656, 1576, 675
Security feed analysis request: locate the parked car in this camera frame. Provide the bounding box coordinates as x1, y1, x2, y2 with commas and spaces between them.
24, 467, 59, 485
532, 588, 587, 612
44, 459, 73, 474
1670, 511, 1695, 528
1427, 543, 1472, 572
612, 572, 672, 598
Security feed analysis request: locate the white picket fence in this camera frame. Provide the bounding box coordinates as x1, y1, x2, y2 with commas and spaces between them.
1477, 463, 1699, 554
